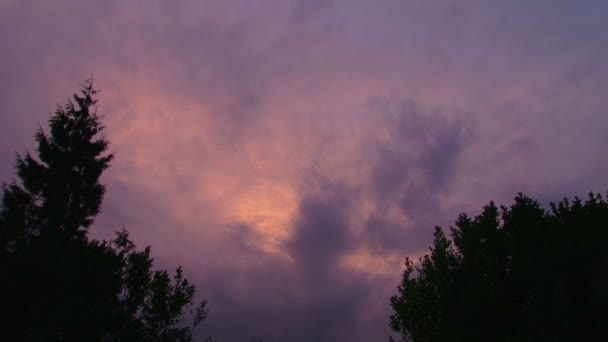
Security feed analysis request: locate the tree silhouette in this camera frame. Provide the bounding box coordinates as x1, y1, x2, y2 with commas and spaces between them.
0, 80, 207, 341
390, 193, 608, 341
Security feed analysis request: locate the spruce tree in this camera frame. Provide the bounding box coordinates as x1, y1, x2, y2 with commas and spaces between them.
1, 79, 112, 250
0, 80, 207, 341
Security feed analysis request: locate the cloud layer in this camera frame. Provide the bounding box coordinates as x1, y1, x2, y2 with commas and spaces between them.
2, 1, 608, 340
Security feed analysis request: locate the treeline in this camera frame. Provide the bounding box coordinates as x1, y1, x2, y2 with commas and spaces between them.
390, 193, 608, 341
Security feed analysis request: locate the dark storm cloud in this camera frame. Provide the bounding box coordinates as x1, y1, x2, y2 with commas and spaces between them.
369, 100, 473, 197
198, 202, 374, 342
360, 100, 474, 255
287, 186, 354, 274
193, 175, 398, 341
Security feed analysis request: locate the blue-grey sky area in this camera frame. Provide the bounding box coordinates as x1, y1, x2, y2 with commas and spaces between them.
1, 1, 607, 341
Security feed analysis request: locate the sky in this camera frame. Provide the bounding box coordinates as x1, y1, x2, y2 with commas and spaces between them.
1, 0, 608, 341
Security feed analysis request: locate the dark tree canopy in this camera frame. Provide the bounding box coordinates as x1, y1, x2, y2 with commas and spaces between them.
390, 193, 608, 341
0, 81, 207, 341
1, 81, 113, 249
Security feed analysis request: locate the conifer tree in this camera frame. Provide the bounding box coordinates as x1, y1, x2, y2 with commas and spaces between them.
0, 80, 207, 341
390, 193, 608, 341
1, 79, 112, 250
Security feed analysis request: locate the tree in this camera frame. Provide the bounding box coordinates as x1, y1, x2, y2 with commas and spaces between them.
109, 228, 208, 342
0, 80, 207, 341
1, 80, 112, 249
390, 193, 608, 341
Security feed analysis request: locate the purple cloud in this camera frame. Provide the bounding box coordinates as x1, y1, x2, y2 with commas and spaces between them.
2, 1, 608, 341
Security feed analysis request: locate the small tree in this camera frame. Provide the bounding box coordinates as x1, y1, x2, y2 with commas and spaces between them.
107, 228, 208, 342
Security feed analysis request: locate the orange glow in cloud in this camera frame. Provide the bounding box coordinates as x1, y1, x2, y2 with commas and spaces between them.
230, 180, 298, 257
340, 248, 403, 276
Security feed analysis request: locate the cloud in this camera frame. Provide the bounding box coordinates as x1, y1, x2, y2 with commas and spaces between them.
2, 1, 608, 341
197, 180, 387, 341
288, 193, 353, 278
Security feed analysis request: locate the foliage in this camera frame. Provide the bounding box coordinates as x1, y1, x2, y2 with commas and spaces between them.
0, 80, 207, 341
390, 193, 608, 341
